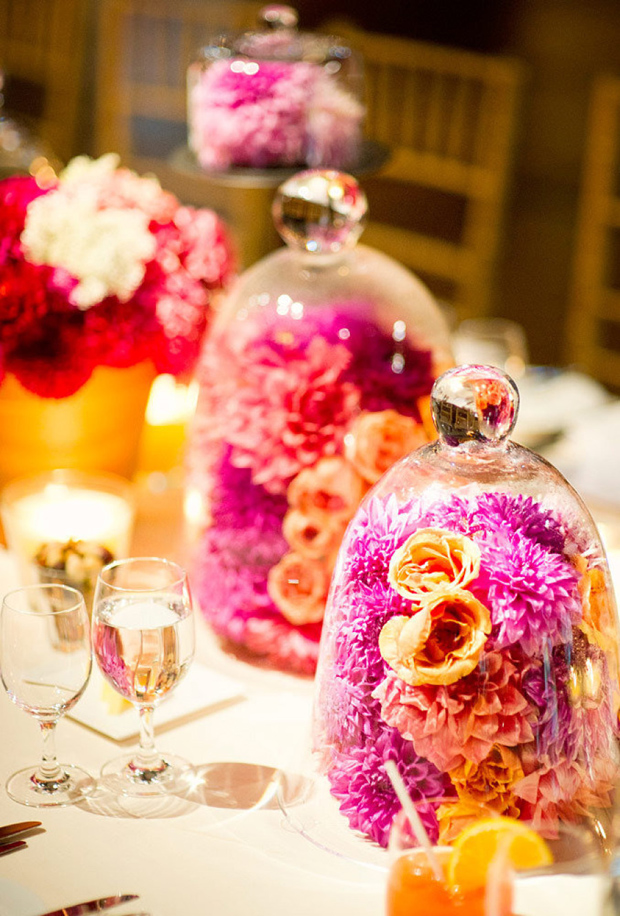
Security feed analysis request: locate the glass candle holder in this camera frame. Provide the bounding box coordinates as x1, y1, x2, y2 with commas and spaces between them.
1, 468, 136, 613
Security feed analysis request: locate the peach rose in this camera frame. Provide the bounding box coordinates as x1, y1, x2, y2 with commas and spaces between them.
287, 457, 366, 519
388, 528, 481, 601
282, 509, 347, 561
267, 552, 330, 626
345, 409, 428, 484
378, 585, 492, 686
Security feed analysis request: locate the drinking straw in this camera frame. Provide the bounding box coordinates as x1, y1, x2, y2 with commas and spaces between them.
485, 833, 513, 916
385, 759, 445, 882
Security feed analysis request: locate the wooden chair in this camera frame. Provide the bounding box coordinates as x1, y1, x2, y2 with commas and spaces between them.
330, 26, 524, 320
93, 0, 280, 268
566, 75, 620, 391
0, 0, 91, 163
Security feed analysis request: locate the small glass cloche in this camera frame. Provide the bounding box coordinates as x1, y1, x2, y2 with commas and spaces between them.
188, 169, 453, 673
186, 5, 364, 171
312, 364, 620, 848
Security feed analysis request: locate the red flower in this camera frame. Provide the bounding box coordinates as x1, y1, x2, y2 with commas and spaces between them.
0, 161, 234, 398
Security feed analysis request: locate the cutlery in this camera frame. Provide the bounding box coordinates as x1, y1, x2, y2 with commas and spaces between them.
35, 894, 139, 916
0, 820, 42, 841
0, 839, 27, 856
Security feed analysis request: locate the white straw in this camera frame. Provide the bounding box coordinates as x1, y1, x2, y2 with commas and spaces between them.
484, 833, 513, 916
385, 759, 445, 882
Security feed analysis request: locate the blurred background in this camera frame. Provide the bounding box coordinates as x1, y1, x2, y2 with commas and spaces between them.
2, 0, 620, 380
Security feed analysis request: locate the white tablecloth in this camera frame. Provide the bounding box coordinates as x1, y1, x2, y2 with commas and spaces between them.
0, 549, 385, 916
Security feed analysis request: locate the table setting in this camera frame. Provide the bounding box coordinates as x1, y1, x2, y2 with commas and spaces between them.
3, 11, 620, 914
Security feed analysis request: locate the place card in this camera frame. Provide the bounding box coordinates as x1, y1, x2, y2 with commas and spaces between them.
69, 663, 245, 742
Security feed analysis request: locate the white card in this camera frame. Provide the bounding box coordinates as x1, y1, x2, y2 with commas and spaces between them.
70, 663, 245, 742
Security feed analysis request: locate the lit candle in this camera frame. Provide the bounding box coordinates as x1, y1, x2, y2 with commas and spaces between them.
1, 471, 135, 590
7, 484, 134, 558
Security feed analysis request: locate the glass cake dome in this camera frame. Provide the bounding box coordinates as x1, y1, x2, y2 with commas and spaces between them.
188, 169, 453, 674
186, 5, 365, 171
310, 364, 620, 853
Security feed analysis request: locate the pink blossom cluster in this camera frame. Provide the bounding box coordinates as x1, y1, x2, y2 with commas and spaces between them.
0, 155, 235, 397
188, 59, 363, 170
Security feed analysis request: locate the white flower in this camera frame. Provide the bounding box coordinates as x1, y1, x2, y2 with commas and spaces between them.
21, 180, 156, 309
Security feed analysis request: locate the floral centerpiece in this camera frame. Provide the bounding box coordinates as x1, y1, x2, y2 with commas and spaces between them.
0, 153, 234, 398
313, 368, 620, 848
188, 59, 364, 171
191, 301, 442, 674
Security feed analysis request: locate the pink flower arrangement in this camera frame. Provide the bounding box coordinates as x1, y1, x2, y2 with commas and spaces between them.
0, 154, 235, 397
315, 490, 620, 844
190, 303, 437, 672
188, 59, 363, 171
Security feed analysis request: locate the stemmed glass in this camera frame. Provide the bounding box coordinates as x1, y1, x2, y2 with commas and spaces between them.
91, 557, 195, 796
0, 583, 95, 807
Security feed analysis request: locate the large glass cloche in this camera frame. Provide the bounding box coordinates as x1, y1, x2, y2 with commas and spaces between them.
186, 5, 364, 171
188, 169, 453, 673
312, 364, 620, 848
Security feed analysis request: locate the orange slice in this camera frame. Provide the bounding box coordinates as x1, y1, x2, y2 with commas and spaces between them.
447, 816, 553, 892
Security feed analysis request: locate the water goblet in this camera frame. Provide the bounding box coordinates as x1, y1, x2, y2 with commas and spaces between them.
0, 583, 95, 807
91, 557, 195, 796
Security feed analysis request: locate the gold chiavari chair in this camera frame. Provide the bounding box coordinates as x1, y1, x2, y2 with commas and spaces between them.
329, 25, 524, 320
0, 0, 90, 163
567, 74, 620, 391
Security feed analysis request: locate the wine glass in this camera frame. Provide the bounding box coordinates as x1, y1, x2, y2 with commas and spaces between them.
0, 583, 95, 806
91, 557, 195, 796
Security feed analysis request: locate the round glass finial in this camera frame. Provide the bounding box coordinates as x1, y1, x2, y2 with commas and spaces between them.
258, 5, 299, 29
431, 364, 519, 446
272, 169, 367, 254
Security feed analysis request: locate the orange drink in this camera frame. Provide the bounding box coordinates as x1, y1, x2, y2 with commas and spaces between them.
386, 847, 510, 916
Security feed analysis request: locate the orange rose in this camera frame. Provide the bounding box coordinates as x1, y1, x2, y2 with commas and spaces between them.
287, 457, 366, 519
435, 799, 487, 846
388, 528, 481, 601
267, 552, 330, 626
282, 509, 347, 561
345, 409, 428, 484
378, 586, 491, 686
439, 746, 524, 842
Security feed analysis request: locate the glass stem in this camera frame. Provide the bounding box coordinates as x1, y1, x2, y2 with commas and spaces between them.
34, 719, 64, 787
133, 705, 166, 775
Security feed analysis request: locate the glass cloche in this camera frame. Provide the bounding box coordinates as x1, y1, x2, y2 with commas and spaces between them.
311, 364, 620, 849
188, 169, 453, 673
186, 5, 364, 171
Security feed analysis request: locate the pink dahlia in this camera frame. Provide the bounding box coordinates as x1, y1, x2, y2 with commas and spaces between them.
327, 729, 448, 848
475, 528, 582, 654
224, 335, 360, 494
374, 650, 534, 772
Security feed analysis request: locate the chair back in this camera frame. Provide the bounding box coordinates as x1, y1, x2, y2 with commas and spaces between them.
567, 74, 620, 390
0, 0, 90, 163
335, 26, 524, 319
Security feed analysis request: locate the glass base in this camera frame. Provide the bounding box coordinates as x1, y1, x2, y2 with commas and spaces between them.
6, 763, 96, 808
100, 752, 192, 797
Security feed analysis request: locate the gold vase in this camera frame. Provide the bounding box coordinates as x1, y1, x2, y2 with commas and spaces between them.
0, 362, 156, 486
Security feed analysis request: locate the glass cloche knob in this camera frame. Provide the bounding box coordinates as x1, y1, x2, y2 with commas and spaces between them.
272, 169, 368, 254
258, 4, 299, 29
431, 364, 519, 446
